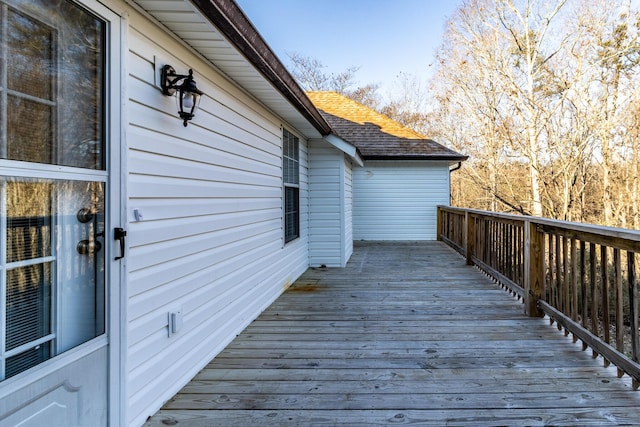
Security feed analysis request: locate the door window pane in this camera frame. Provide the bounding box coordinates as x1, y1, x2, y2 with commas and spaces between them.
3, 178, 105, 380
6, 264, 52, 352
1, 0, 105, 170
6, 7, 53, 100
6, 343, 50, 379
7, 181, 52, 262
6, 96, 53, 166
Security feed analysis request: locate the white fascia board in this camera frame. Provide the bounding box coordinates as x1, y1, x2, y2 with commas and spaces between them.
324, 134, 364, 166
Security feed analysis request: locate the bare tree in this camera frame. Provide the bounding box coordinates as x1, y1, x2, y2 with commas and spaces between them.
577, 0, 640, 226
429, 0, 571, 215
287, 52, 381, 110
429, 0, 640, 226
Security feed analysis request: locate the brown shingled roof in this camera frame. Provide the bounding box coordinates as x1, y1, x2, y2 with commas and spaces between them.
307, 91, 467, 161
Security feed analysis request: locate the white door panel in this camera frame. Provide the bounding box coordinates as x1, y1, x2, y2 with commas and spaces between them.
1, 344, 107, 426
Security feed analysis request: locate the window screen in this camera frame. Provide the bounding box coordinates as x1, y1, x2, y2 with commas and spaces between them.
283, 129, 299, 243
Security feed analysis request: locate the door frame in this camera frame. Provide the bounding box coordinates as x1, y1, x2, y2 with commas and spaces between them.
93, 0, 127, 424
103, 0, 126, 424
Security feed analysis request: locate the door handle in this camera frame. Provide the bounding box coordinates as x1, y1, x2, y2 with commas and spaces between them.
77, 239, 102, 255
114, 227, 127, 260
77, 208, 94, 223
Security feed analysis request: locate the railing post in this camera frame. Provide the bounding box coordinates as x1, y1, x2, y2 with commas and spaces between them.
465, 211, 474, 265
524, 219, 544, 317
436, 206, 442, 241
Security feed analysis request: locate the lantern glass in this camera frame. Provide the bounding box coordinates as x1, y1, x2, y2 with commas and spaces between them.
177, 89, 201, 126
178, 90, 200, 113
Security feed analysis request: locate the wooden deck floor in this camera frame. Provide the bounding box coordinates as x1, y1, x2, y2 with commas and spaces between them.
145, 241, 640, 426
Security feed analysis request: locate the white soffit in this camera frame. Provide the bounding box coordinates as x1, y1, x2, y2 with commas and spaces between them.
132, 0, 324, 139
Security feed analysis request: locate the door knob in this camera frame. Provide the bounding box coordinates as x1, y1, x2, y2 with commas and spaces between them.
77, 239, 102, 255
77, 208, 94, 223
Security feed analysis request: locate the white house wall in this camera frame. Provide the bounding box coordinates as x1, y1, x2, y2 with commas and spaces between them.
353, 161, 450, 240
124, 8, 310, 425
308, 141, 352, 267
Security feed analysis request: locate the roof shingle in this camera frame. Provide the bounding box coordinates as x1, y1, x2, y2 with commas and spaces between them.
307, 91, 467, 161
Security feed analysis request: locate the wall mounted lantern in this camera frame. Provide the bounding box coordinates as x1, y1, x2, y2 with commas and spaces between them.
160, 65, 204, 127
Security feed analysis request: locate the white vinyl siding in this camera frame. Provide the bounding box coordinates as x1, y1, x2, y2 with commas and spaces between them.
308, 141, 352, 267
125, 13, 310, 426
353, 161, 450, 241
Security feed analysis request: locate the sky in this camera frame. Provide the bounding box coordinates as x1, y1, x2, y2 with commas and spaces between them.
234, 0, 463, 97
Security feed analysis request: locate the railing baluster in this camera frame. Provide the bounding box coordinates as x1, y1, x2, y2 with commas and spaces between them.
518, 225, 524, 285
515, 225, 520, 285
494, 220, 498, 271
580, 240, 587, 349
495, 221, 504, 271
571, 237, 578, 341
486, 218, 490, 267
547, 233, 558, 314
489, 220, 496, 269
601, 245, 611, 367
500, 222, 512, 279
509, 222, 512, 281
569, 239, 578, 322
465, 212, 474, 265
590, 242, 598, 358
500, 222, 504, 276
496, 220, 500, 271
628, 252, 639, 381
486, 219, 490, 267
493, 220, 497, 270
451, 213, 455, 242
477, 217, 482, 264
516, 225, 524, 283
480, 218, 484, 263
556, 234, 563, 331
615, 248, 624, 377
563, 236, 570, 335
500, 221, 504, 274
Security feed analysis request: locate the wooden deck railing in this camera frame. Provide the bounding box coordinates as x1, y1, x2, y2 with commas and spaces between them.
437, 205, 640, 388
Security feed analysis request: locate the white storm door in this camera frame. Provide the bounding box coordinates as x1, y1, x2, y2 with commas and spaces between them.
0, 0, 121, 425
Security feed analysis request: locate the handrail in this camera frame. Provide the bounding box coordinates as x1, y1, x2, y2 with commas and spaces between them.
437, 205, 640, 389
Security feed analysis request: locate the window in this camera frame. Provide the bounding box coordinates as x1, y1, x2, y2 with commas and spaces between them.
2, 0, 105, 169
0, 0, 106, 380
283, 129, 299, 243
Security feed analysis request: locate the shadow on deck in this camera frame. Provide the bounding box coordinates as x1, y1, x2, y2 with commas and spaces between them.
145, 241, 640, 426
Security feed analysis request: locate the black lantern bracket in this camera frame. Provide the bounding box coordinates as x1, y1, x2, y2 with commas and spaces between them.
160, 64, 204, 127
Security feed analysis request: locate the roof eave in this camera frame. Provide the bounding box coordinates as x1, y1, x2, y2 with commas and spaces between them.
324, 134, 364, 167
362, 155, 469, 162
189, 0, 332, 136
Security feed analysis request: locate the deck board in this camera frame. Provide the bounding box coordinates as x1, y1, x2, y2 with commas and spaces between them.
144, 241, 640, 426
